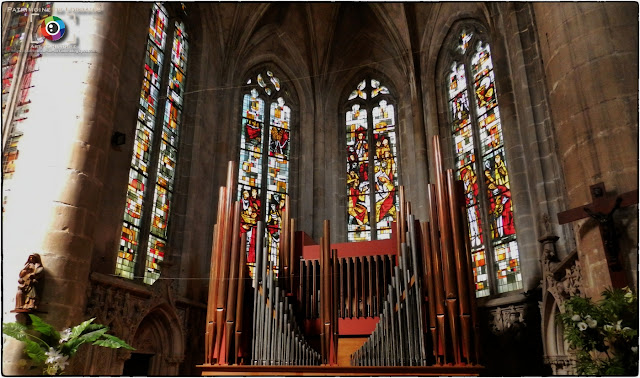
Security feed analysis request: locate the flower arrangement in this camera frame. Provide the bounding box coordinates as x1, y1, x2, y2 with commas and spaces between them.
3, 314, 134, 375
558, 287, 638, 375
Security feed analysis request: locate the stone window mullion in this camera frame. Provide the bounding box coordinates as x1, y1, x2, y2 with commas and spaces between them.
132, 18, 177, 282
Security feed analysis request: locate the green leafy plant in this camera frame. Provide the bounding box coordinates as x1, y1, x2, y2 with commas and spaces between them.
3, 314, 134, 375
558, 287, 638, 375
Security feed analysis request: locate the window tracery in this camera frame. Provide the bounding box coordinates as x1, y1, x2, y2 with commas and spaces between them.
445, 27, 522, 297
237, 69, 292, 278
116, 3, 189, 285
346, 78, 399, 242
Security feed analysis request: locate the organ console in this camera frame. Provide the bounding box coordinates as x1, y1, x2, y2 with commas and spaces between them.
199, 136, 483, 375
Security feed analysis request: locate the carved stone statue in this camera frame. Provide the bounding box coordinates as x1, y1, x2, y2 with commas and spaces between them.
15, 254, 44, 311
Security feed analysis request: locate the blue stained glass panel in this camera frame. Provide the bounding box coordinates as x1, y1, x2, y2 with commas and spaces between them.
238, 149, 263, 187
243, 91, 265, 122
448, 63, 467, 99
267, 156, 289, 193
270, 100, 290, 129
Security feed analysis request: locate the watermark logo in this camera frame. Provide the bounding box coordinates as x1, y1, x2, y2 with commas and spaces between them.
40, 16, 66, 41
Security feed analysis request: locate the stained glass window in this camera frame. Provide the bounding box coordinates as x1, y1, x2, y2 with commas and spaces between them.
446, 30, 522, 297
116, 4, 189, 285
237, 70, 292, 278
2, 3, 52, 217
346, 78, 399, 242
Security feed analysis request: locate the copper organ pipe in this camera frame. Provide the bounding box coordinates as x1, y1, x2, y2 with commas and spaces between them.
426, 184, 446, 364
224, 202, 242, 364
235, 232, 248, 364
420, 221, 437, 363
446, 170, 472, 362
432, 135, 461, 364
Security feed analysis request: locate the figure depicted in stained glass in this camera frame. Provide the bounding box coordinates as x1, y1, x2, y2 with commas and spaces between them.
240, 189, 259, 263
347, 147, 368, 183
451, 92, 470, 126
354, 126, 368, 160
269, 127, 289, 156
272, 97, 289, 128
489, 186, 515, 239
374, 161, 396, 222
347, 170, 369, 226
485, 169, 515, 239
461, 166, 483, 247
265, 194, 283, 256
475, 75, 494, 110
245, 120, 262, 146
493, 153, 509, 189
246, 89, 262, 120
374, 134, 392, 161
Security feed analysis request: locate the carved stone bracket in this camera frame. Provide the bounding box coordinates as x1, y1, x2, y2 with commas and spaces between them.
116, 349, 132, 362
544, 356, 576, 375
489, 304, 527, 335
541, 237, 582, 313
165, 354, 185, 365
85, 273, 161, 344
539, 234, 582, 375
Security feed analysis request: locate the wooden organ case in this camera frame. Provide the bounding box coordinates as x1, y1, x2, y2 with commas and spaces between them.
199, 137, 483, 375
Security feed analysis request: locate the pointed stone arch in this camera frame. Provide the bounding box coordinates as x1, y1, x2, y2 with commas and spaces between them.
128, 304, 185, 375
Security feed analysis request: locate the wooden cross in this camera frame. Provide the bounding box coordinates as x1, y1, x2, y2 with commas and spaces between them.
558, 182, 638, 288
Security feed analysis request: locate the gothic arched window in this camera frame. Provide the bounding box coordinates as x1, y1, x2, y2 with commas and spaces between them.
115, 3, 189, 285
445, 28, 522, 297
2, 3, 53, 216
345, 78, 399, 242
237, 69, 292, 278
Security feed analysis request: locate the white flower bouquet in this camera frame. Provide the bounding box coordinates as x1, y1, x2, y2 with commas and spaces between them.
3, 314, 134, 375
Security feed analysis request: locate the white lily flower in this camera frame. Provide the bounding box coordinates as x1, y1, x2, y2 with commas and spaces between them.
56, 354, 69, 371
632, 347, 638, 353
577, 322, 588, 331
45, 347, 64, 365
615, 320, 623, 331
59, 328, 72, 343
586, 318, 597, 328
44, 347, 70, 373
571, 314, 581, 322
604, 324, 613, 332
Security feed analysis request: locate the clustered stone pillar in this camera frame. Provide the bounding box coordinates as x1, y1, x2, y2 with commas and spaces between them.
533, 3, 639, 298
2, 3, 122, 374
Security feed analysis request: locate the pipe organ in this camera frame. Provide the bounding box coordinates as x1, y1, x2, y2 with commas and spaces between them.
200, 137, 483, 375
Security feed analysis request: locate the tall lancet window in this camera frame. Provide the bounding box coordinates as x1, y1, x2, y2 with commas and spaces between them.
2, 3, 53, 216
446, 29, 521, 297
115, 3, 189, 285
346, 78, 399, 242
237, 70, 292, 278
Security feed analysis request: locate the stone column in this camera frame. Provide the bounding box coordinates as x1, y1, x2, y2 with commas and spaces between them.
2, 2, 125, 374
533, 3, 638, 298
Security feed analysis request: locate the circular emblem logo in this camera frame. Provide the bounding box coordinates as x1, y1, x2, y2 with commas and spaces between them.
40, 16, 66, 41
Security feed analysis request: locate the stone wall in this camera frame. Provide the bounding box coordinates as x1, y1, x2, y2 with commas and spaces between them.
2, 2, 118, 374
534, 2, 639, 298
